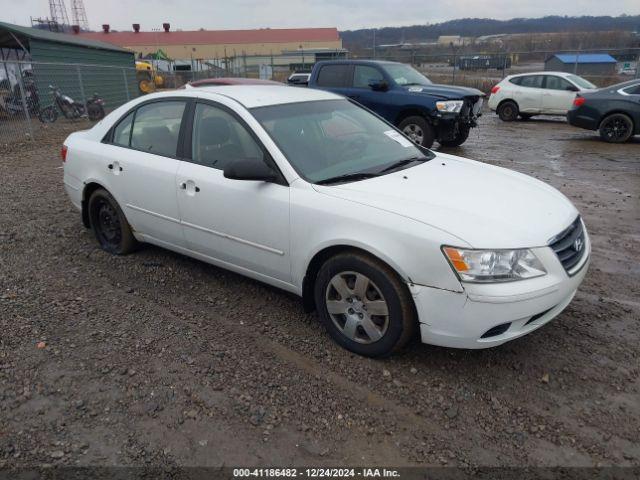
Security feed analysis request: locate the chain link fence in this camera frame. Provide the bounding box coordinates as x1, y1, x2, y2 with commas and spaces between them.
1, 47, 638, 146
0, 60, 137, 147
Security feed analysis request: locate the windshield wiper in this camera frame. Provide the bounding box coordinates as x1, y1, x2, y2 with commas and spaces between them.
316, 172, 380, 185
377, 156, 427, 174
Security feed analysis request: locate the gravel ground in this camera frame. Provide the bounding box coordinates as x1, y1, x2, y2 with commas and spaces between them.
0, 112, 639, 470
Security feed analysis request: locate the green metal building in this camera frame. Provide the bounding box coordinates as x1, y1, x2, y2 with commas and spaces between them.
0, 21, 138, 109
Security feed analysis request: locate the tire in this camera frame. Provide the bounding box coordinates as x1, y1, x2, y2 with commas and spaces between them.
497, 100, 519, 122
519, 113, 534, 120
439, 125, 470, 147
398, 116, 435, 148
38, 105, 58, 123
88, 188, 138, 255
87, 103, 105, 121
599, 113, 634, 143
314, 251, 417, 357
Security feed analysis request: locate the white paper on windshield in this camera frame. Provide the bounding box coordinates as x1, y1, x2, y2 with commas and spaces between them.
384, 130, 414, 148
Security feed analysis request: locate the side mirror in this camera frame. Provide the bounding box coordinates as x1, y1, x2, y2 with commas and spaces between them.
223, 158, 278, 183
566, 85, 579, 92
369, 80, 388, 92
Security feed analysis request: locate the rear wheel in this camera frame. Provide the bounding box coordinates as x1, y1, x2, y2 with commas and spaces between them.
87, 103, 105, 121
88, 188, 138, 255
314, 251, 417, 357
398, 116, 435, 148
497, 100, 519, 122
599, 113, 634, 143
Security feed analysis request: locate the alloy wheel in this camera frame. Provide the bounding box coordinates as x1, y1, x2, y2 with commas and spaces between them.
325, 271, 389, 344
602, 117, 630, 142
402, 124, 424, 145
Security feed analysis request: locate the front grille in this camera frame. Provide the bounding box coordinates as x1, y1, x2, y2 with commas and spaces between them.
549, 216, 586, 274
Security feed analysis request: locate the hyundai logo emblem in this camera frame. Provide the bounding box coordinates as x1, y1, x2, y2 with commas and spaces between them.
574, 237, 583, 252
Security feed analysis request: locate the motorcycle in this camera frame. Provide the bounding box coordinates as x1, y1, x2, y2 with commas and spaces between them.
2, 77, 40, 117
38, 85, 105, 123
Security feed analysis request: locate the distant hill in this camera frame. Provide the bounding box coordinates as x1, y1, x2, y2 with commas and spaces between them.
341, 15, 640, 50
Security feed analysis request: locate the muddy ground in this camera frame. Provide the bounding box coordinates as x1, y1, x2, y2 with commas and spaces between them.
0, 112, 638, 471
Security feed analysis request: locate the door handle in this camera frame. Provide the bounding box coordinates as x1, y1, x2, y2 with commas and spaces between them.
180, 182, 200, 193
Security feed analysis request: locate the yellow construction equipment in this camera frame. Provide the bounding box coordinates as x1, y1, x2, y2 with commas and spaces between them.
136, 61, 164, 94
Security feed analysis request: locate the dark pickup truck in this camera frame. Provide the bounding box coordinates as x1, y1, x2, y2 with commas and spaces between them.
308, 60, 484, 148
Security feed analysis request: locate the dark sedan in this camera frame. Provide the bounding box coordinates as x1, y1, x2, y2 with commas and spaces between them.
567, 79, 640, 143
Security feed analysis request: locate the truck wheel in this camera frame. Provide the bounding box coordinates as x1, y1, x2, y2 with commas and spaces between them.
599, 113, 634, 143
398, 116, 435, 148
439, 125, 470, 147
497, 101, 519, 122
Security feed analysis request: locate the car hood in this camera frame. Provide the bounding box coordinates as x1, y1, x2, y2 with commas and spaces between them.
313, 153, 578, 249
400, 84, 484, 99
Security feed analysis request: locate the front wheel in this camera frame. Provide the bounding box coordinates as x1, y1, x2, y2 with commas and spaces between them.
88, 188, 138, 255
38, 105, 58, 123
439, 125, 470, 147
314, 251, 417, 357
599, 113, 634, 143
398, 116, 435, 148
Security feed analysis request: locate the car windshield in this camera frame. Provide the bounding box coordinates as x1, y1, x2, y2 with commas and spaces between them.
251, 99, 433, 183
383, 64, 432, 86
566, 74, 597, 90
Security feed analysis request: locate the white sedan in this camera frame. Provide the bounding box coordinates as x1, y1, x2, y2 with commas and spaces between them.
488, 71, 597, 121
62, 86, 590, 357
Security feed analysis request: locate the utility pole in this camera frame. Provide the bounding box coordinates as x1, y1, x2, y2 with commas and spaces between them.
372, 29, 376, 59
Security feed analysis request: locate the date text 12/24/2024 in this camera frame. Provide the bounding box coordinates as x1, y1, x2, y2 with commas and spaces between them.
233, 468, 401, 478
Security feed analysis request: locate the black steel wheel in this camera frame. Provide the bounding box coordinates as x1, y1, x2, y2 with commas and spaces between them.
88, 188, 137, 255
599, 113, 634, 143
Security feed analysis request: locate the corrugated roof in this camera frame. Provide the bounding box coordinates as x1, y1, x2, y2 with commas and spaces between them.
73, 27, 340, 47
0, 21, 132, 53
552, 53, 617, 64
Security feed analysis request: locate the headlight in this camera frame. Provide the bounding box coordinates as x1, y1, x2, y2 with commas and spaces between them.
442, 246, 546, 283
436, 100, 464, 113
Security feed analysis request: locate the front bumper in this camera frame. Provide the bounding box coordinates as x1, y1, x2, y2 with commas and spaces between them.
411, 239, 590, 349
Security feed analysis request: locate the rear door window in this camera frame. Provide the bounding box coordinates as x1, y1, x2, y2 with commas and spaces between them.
130, 101, 186, 157
519, 75, 544, 89
316, 65, 352, 88
113, 111, 134, 147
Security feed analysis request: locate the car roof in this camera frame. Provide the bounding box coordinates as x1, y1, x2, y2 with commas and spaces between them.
508, 71, 576, 78
189, 85, 342, 108
316, 59, 400, 66
190, 77, 282, 86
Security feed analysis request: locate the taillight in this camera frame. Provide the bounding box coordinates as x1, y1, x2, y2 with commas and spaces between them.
490, 85, 500, 94
573, 97, 586, 107
61, 145, 68, 162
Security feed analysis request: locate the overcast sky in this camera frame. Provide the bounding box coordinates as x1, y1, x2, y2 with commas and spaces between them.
3, 0, 640, 31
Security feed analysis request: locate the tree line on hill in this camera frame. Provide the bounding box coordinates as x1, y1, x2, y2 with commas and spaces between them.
340, 15, 640, 52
